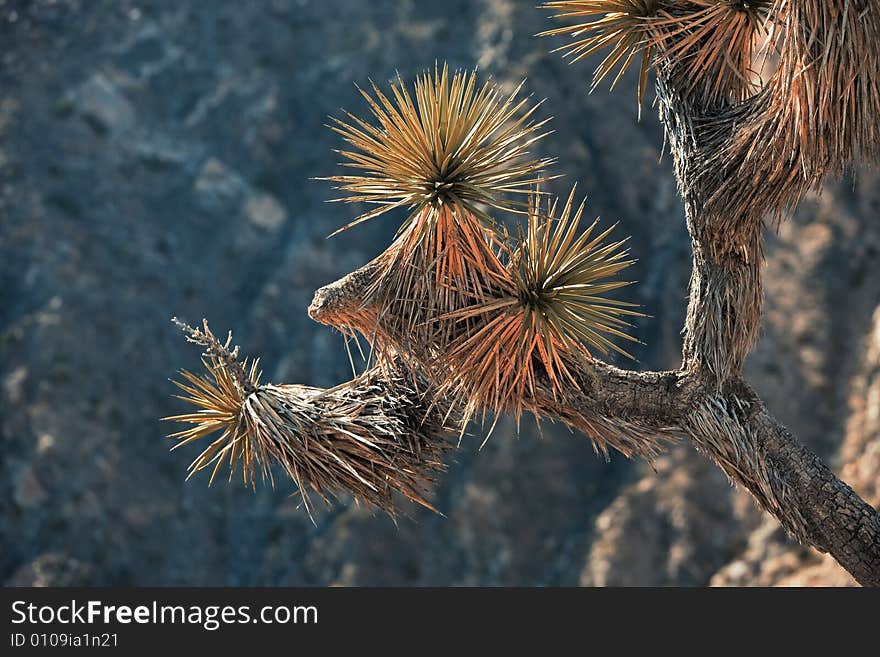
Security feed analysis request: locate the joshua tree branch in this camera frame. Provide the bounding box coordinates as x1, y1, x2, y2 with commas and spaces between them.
308, 252, 880, 586
309, 259, 688, 459
683, 380, 880, 587
308, 261, 696, 429
749, 406, 880, 586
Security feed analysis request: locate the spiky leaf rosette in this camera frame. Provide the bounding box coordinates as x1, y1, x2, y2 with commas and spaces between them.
320, 65, 557, 368
438, 187, 642, 430
322, 63, 556, 234
164, 321, 451, 518
539, 1, 773, 107
539, 1, 662, 107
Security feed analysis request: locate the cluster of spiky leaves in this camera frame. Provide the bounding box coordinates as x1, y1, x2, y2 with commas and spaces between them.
540, 1, 774, 107
319, 66, 643, 436
166, 358, 261, 484
322, 63, 556, 234
315, 66, 644, 428
539, 1, 662, 107
543, 0, 880, 253
165, 320, 263, 485
542, 0, 880, 167
437, 188, 641, 430
164, 321, 450, 518
321, 64, 562, 364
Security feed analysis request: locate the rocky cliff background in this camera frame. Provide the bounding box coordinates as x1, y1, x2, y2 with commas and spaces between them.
2, 0, 877, 586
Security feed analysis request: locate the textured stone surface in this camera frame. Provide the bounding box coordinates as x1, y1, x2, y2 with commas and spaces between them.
1, 0, 877, 585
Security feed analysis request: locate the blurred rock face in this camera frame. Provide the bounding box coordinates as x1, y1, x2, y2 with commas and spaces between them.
1, 0, 876, 586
